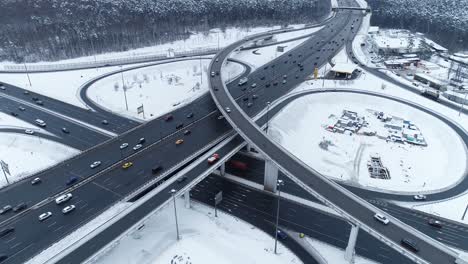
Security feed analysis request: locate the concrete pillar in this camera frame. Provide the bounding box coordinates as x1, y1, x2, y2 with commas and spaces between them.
184, 190, 191, 209
345, 225, 359, 262
264, 159, 279, 192
220, 163, 226, 176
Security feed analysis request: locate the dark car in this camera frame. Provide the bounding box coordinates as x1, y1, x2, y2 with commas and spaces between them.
0, 227, 14, 238
10, 112, 18, 117
276, 229, 288, 240
12, 203, 27, 213
138, 137, 146, 144
176, 123, 183, 130
265, 83, 271, 88
177, 176, 187, 183
183, 130, 191, 135
260, 76, 265, 80
66, 176, 78, 186
101, 120, 109, 125
61, 127, 70, 134
18, 106, 25, 111
164, 114, 173, 122
32, 97, 39, 101
186, 113, 194, 118
36, 100, 44, 106
151, 165, 162, 174
428, 219, 442, 228
242, 97, 249, 101
401, 238, 419, 252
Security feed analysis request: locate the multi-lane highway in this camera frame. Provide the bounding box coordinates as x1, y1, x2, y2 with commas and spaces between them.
208, 6, 461, 264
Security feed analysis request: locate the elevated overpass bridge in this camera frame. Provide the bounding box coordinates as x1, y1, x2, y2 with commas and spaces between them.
332, 6, 371, 13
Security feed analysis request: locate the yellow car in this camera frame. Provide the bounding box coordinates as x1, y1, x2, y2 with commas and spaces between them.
122, 162, 133, 169
175, 139, 184, 145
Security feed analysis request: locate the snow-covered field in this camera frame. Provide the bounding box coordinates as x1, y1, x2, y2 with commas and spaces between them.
0, 112, 37, 129
93, 199, 302, 264
0, 133, 78, 188
269, 92, 466, 193
306, 239, 376, 264
410, 193, 468, 225
87, 59, 244, 120
0, 63, 154, 108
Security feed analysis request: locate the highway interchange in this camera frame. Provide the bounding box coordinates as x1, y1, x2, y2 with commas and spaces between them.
0, 0, 467, 263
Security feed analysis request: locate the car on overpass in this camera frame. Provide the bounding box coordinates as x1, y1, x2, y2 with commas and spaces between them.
207, 153, 220, 164
55, 193, 73, 205
122, 162, 133, 169
38, 212, 52, 221
90, 161, 102, 169
62, 205, 76, 214
176, 139, 184, 145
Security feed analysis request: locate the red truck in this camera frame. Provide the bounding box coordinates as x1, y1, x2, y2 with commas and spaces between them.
229, 160, 248, 171
208, 153, 220, 164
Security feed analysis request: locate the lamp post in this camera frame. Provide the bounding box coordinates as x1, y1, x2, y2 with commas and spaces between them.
170, 189, 180, 240
274, 179, 284, 254
266, 101, 271, 134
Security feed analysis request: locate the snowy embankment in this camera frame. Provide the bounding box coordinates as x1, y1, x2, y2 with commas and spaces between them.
0, 112, 38, 130
0, 133, 78, 188
87, 59, 244, 121
269, 92, 466, 194
93, 199, 302, 264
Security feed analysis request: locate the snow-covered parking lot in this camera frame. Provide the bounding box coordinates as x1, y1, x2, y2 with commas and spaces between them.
0, 132, 78, 188
269, 92, 467, 194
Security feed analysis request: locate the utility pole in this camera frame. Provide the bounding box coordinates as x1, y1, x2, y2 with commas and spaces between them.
266, 101, 271, 134
120, 66, 129, 111
274, 179, 284, 254
23, 62, 32, 87
200, 56, 203, 85
170, 189, 180, 240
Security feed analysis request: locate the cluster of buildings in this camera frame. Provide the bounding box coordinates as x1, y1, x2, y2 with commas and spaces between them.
325, 110, 366, 135
377, 112, 427, 146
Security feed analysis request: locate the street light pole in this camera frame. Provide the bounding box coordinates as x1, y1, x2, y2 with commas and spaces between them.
266, 101, 271, 134
120, 66, 129, 111
274, 179, 284, 254
170, 189, 180, 240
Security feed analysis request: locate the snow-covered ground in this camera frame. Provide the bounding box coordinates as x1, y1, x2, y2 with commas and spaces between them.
274, 26, 323, 42
269, 92, 466, 193
306, 239, 376, 264
410, 193, 468, 225
0, 133, 78, 188
87, 59, 244, 120
0, 63, 154, 108
93, 199, 302, 264
0, 112, 38, 129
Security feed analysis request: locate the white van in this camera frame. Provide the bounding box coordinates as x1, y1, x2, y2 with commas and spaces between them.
35, 119, 46, 127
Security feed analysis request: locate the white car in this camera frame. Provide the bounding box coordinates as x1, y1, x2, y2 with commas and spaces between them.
55, 193, 72, 205
218, 115, 224, 120
225, 107, 231, 113
90, 161, 101, 168
133, 144, 143, 151
374, 213, 390, 225
62, 205, 76, 214
413, 194, 427, 200
38, 212, 52, 221
25, 129, 34, 135
120, 143, 129, 149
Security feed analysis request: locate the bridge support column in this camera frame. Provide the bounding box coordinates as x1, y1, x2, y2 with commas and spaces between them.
345, 225, 359, 262
184, 190, 191, 209
219, 162, 226, 176
264, 159, 278, 192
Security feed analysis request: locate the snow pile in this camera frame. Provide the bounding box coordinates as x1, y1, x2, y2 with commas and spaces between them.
94, 200, 302, 264
0, 133, 79, 188
269, 93, 466, 193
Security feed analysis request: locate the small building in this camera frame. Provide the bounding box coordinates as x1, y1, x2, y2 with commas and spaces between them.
330, 63, 358, 79
414, 73, 445, 90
